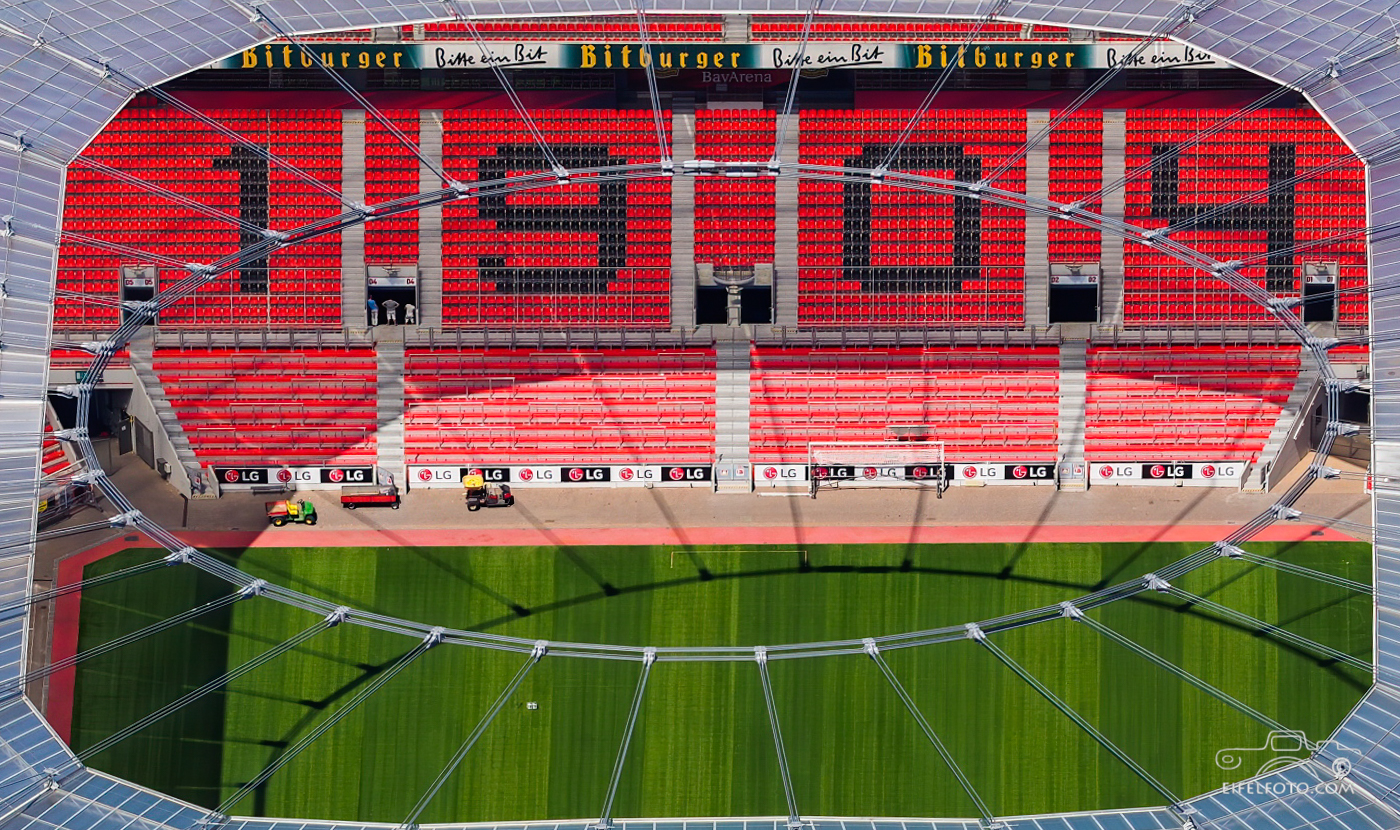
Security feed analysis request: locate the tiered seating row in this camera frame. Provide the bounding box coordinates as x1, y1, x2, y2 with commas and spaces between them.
1085, 346, 1300, 461
1048, 111, 1103, 265
58, 109, 343, 329
41, 423, 70, 478
750, 347, 1060, 462
422, 16, 724, 41
152, 349, 378, 466
1122, 109, 1366, 326
750, 17, 1026, 39
364, 110, 420, 265
694, 110, 776, 269
403, 349, 716, 463
441, 110, 672, 327
798, 110, 1027, 326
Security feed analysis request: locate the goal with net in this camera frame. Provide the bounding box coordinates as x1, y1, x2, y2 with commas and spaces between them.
807, 440, 947, 496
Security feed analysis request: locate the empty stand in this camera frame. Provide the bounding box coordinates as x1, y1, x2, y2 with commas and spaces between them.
750, 347, 1060, 462
1122, 109, 1366, 326
1048, 111, 1104, 266
40, 424, 71, 478
364, 110, 421, 266
422, 16, 723, 40
403, 349, 716, 463
751, 16, 1025, 39
1085, 345, 1301, 461
58, 108, 343, 329
152, 349, 378, 466
798, 110, 1027, 326
694, 110, 776, 270
440, 109, 672, 327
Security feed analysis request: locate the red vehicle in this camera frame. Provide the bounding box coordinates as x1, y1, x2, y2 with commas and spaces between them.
339, 484, 400, 510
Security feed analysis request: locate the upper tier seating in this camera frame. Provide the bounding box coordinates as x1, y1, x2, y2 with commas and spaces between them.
365, 110, 420, 266
422, 16, 724, 40
152, 349, 378, 466
750, 347, 1060, 463
58, 108, 343, 330
798, 110, 1027, 326
694, 110, 776, 270
1122, 109, 1366, 326
1048, 111, 1103, 266
751, 16, 1026, 39
1085, 345, 1301, 461
403, 350, 716, 463
440, 109, 672, 327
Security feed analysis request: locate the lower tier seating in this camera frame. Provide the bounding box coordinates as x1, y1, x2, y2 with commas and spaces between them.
152, 349, 378, 466
41, 424, 70, 478
1085, 345, 1301, 461
750, 347, 1060, 463
404, 349, 717, 463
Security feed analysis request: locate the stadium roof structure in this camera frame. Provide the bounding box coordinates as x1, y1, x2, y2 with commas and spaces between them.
2, 1, 1400, 830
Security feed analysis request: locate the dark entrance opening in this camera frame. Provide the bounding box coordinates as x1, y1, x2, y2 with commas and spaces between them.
696, 287, 728, 325
120, 265, 158, 325
740, 287, 772, 324
1049, 282, 1099, 323
1301, 281, 1336, 322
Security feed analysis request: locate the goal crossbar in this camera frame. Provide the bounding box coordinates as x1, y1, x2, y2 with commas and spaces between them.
807, 440, 948, 494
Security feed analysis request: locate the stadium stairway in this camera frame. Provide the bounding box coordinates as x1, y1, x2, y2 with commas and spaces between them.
714, 333, 752, 492
376, 334, 407, 484
1024, 110, 1051, 328
341, 111, 368, 328
1098, 110, 1127, 325
417, 110, 445, 330
671, 113, 697, 330
773, 112, 801, 327
1057, 340, 1089, 490
126, 336, 201, 494
1252, 354, 1320, 491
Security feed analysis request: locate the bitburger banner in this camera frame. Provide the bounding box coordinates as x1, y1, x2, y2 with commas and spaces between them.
218, 41, 1225, 71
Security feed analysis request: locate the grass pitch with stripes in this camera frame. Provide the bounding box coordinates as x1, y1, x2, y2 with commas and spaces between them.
68, 541, 1371, 822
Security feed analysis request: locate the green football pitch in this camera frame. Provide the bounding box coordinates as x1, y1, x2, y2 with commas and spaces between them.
67, 541, 1372, 823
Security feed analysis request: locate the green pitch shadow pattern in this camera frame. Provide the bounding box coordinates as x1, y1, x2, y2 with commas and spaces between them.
66, 541, 1372, 822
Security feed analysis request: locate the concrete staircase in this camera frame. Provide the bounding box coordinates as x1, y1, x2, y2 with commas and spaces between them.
1023, 110, 1051, 328
375, 334, 407, 485
418, 111, 445, 330
1099, 110, 1127, 326
714, 332, 752, 492
723, 15, 750, 42
126, 336, 205, 496
773, 112, 801, 327
1251, 358, 1321, 492
671, 113, 697, 331
1057, 339, 1089, 490
341, 111, 368, 328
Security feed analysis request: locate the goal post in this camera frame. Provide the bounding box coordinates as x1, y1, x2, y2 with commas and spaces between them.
807, 440, 947, 497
